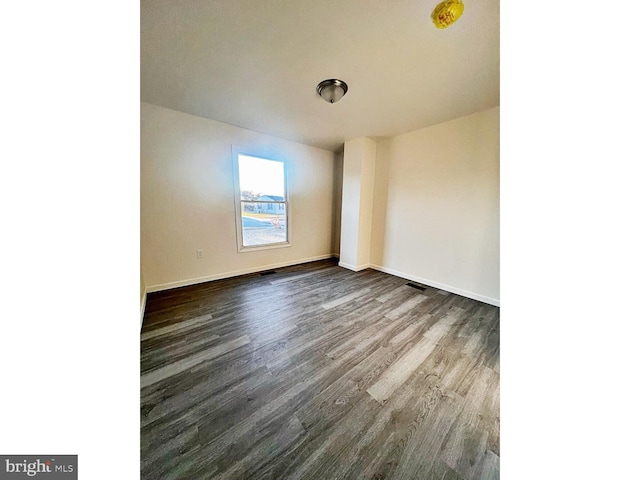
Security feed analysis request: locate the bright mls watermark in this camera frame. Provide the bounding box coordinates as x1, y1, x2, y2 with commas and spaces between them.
0, 456, 77, 479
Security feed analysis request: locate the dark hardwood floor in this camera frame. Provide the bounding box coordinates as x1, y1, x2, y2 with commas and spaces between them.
141, 259, 500, 479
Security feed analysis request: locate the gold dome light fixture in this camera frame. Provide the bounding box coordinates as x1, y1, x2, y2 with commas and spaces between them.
431, 0, 465, 29
317, 79, 348, 104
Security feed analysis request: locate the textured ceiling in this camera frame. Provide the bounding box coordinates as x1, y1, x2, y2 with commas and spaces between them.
141, 0, 499, 152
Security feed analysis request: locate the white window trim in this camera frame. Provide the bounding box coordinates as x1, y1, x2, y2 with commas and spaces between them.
231, 146, 291, 253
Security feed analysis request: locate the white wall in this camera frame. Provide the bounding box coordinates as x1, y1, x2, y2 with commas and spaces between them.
332, 151, 344, 256
339, 137, 377, 270
140, 267, 147, 327
140, 268, 146, 305
141, 102, 337, 291
338, 142, 362, 269
371, 107, 500, 305
356, 138, 377, 268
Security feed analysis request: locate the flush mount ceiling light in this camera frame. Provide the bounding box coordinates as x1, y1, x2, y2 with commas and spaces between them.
316, 79, 348, 104
431, 0, 464, 29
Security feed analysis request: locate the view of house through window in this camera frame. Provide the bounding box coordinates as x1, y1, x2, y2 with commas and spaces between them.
236, 153, 288, 248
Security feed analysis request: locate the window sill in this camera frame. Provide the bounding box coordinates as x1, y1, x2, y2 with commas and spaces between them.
238, 242, 292, 253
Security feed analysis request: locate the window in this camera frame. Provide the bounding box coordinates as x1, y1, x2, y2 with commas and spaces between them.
232, 149, 290, 251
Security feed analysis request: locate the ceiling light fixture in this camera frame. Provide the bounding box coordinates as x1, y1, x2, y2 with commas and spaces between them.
431, 0, 464, 29
317, 79, 348, 104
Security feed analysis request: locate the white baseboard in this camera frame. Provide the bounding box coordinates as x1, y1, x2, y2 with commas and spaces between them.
338, 261, 371, 272
146, 255, 499, 306
147, 254, 337, 293
140, 289, 147, 330
367, 264, 500, 307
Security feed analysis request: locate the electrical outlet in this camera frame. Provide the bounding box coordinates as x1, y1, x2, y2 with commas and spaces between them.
196, 249, 203, 258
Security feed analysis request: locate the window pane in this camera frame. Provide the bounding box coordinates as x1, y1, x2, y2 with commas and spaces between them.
241, 202, 287, 247
236, 153, 288, 250
238, 155, 284, 198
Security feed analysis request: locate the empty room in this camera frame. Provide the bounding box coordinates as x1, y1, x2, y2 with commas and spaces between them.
140, 0, 499, 479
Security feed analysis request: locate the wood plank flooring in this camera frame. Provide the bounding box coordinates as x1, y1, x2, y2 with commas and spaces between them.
141, 259, 500, 479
